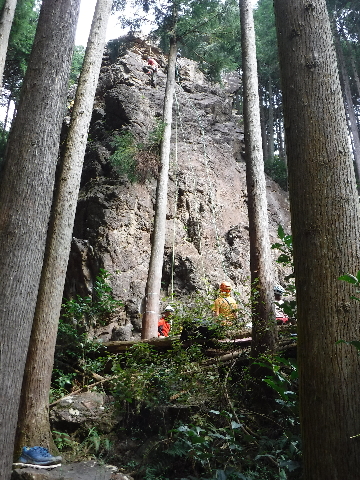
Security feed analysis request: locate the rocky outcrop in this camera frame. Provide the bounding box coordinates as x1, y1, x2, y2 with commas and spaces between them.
50, 392, 119, 434
64, 34, 291, 339
12, 460, 132, 480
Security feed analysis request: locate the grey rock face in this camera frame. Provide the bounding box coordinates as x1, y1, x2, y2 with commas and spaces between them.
64, 35, 291, 338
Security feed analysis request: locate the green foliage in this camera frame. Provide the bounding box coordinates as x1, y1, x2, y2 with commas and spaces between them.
110, 120, 165, 182
61, 268, 123, 328
109, 131, 137, 182
339, 270, 360, 302
174, 0, 241, 83
271, 226, 296, 319
168, 288, 250, 339
147, 118, 166, 146
69, 45, 85, 85
3, 0, 39, 104
337, 339, 360, 352
51, 269, 120, 400
264, 156, 288, 191
118, 0, 241, 83
111, 341, 217, 409
254, 0, 280, 84
53, 427, 113, 462
168, 411, 243, 471
154, 403, 301, 479
255, 356, 299, 417
271, 225, 293, 272
51, 319, 111, 401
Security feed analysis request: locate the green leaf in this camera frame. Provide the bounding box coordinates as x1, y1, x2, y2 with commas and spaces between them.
338, 273, 358, 284
338, 340, 360, 352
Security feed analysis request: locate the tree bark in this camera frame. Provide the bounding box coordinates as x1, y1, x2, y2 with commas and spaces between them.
14, 0, 112, 457
0, 0, 80, 477
0, 0, 18, 87
259, 91, 269, 161
142, 38, 177, 339
350, 51, 360, 100
267, 77, 274, 161
273, 0, 360, 478
239, 0, 276, 357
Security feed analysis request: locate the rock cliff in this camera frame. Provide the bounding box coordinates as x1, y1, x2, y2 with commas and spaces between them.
64, 34, 291, 340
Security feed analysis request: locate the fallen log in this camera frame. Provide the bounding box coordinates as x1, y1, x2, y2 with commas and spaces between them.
104, 335, 181, 352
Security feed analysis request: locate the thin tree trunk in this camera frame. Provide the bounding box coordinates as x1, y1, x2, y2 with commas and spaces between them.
350, 52, 360, 127
0, 0, 80, 477
3, 93, 11, 129
0, 0, 17, 87
14, 0, 112, 456
335, 30, 360, 178
259, 90, 268, 161
142, 38, 177, 339
274, 0, 360, 478
267, 77, 274, 161
239, 0, 276, 357
350, 51, 360, 100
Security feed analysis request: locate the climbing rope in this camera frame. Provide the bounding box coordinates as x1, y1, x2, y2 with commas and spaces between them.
173, 84, 230, 280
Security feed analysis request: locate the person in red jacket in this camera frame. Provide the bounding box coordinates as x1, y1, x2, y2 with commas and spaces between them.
158, 305, 174, 337
147, 57, 159, 87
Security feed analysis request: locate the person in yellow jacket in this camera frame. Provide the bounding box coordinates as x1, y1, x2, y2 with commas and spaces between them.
212, 281, 238, 325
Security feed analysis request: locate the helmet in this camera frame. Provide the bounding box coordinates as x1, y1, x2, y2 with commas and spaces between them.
220, 281, 232, 292
274, 285, 285, 295
163, 305, 174, 313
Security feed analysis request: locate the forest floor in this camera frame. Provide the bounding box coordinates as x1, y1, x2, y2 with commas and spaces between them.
34, 320, 300, 480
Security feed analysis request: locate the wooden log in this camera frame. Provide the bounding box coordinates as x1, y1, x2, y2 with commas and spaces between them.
103, 335, 181, 352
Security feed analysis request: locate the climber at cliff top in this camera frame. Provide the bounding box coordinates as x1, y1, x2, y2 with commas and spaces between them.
212, 281, 238, 324
147, 57, 159, 70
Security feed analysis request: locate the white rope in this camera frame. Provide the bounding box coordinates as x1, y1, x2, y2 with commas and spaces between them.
174, 84, 229, 279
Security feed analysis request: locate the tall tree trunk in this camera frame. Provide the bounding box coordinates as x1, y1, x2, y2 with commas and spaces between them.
3, 92, 11, 130
239, 0, 276, 357
276, 96, 286, 163
334, 31, 360, 178
350, 51, 360, 100
350, 52, 360, 127
273, 1, 360, 478
267, 77, 274, 161
0, 0, 17, 87
142, 38, 177, 339
0, 0, 80, 477
259, 91, 269, 161
14, 0, 112, 457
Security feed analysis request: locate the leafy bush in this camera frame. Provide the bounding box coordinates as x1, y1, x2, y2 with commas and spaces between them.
51, 319, 112, 401
53, 427, 113, 462
111, 341, 218, 410
61, 268, 123, 328
110, 120, 165, 183
167, 288, 250, 340
109, 131, 138, 182
51, 269, 120, 400
271, 225, 297, 319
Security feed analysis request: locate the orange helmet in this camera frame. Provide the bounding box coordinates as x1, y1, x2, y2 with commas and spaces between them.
220, 281, 232, 292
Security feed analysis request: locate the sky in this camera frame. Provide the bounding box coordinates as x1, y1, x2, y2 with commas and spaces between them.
76, 0, 124, 46
75, 0, 259, 47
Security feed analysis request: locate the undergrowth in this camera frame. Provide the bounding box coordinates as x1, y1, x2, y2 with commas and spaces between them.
110, 120, 165, 183
50, 277, 301, 479
51, 269, 120, 401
